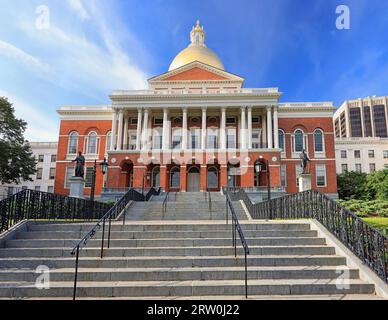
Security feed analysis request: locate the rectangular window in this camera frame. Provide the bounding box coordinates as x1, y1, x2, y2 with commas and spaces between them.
316, 164, 326, 187
49, 168, 56, 180
384, 150, 388, 159
226, 128, 236, 149
85, 167, 94, 188
341, 150, 347, 159
355, 164, 362, 173
340, 112, 347, 138
22, 186, 27, 190
47, 186, 54, 193
368, 150, 375, 158
369, 163, 376, 173
281, 165, 287, 188
207, 129, 218, 149
153, 135, 162, 149
341, 164, 348, 173
172, 131, 182, 149
35, 186, 40, 191
65, 167, 75, 188
36, 168, 43, 180
226, 117, 236, 125
154, 118, 163, 125
373, 105, 388, 137
354, 150, 361, 159
51, 154, 57, 162
130, 118, 138, 125
349, 107, 363, 137
252, 130, 261, 149
252, 117, 260, 124
38, 155, 44, 163
190, 129, 200, 149
334, 118, 340, 138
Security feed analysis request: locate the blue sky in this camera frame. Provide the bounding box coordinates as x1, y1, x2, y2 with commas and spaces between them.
0, 0, 387, 141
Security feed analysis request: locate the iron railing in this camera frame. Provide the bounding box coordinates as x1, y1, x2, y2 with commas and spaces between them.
162, 192, 170, 215
229, 188, 388, 284
204, 190, 212, 212
0, 189, 112, 233
224, 189, 250, 298
70, 187, 160, 300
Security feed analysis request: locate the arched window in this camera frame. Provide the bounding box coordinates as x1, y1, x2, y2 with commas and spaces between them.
207, 167, 219, 188
278, 130, 285, 151
170, 167, 180, 188
106, 131, 112, 152
314, 129, 324, 152
293, 129, 305, 152
152, 166, 160, 188
86, 132, 98, 154
68, 132, 78, 154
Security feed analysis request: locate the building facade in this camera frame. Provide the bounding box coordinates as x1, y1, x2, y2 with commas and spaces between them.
334, 96, 388, 174
55, 22, 337, 197
0, 142, 58, 199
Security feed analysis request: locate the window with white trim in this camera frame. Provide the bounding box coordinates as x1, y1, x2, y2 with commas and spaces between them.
172, 128, 182, 149
292, 129, 307, 153
106, 132, 112, 152
86, 132, 98, 154
281, 165, 287, 188
316, 164, 327, 187
313, 129, 324, 152
152, 128, 162, 149
68, 132, 78, 154
252, 129, 261, 149
207, 128, 218, 149
278, 129, 285, 152
190, 128, 200, 149
85, 167, 94, 188
226, 128, 236, 149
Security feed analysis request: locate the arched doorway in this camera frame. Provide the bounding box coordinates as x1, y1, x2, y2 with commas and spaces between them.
151, 166, 160, 188
121, 161, 134, 188
169, 166, 181, 191
227, 162, 241, 188
207, 165, 220, 191
254, 158, 267, 187
187, 166, 200, 192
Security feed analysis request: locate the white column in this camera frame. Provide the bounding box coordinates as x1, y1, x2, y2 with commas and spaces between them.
220, 107, 226, 149
273, 106, 279, 149
201, 107, 207, 150
182, 107, 188, 150
162, 108, 169, 149
142, 108, 149, 150
261, 112, 267, 148
247, 106, 252, 150
110, 110, 118, 151
123, 115, 128, 150
240, 107, 246, 149
267, 106, 273, 148
117, 109, 124, 151
136, 108, 142, 150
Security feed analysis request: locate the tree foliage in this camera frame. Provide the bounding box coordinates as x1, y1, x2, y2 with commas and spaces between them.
366, 169, 388, 200
337, 171, 368, 200
0, 97, 37, 184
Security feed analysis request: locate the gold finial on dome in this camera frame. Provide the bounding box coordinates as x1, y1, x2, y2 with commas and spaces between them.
168, 20, 225, 71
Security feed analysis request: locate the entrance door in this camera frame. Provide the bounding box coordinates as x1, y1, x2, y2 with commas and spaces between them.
187, 167, 200, 192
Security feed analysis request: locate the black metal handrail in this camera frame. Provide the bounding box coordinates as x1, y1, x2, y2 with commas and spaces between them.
230, 187, 388, 284
70, 187, 160, 300
162, 192, 170, 215
0, 189, 112, 233
225, 189, 250, 298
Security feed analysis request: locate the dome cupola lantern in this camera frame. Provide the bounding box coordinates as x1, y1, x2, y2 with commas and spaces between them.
168, 20, 225, 71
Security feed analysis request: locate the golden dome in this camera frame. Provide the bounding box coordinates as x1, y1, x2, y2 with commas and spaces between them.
169, 20, 225, 71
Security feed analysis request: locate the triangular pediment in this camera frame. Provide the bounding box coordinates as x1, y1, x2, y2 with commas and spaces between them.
148, 61, 245, 83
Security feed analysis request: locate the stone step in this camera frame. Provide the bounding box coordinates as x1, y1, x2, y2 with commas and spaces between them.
0, 266, 360, 282
16, 230, 318, 240
0, 255, 347, 269
6, 237, 327, 248
0, 279, 375, 298
0, 245, 336, 258
27, 223, 312, 232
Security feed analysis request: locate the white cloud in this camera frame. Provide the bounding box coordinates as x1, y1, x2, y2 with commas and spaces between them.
0, 40, 51, 74
67, 0, 90, 21
0, 90, 58, 142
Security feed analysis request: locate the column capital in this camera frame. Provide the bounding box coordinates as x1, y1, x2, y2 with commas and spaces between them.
182, 106, 188, 112
201, 106, 208, 112
240, 106, 246, 111
266, 105, 273, 112
221, 107, 227, 113
247, 106, 253, 111
137, 107, 143, 112
163, 107, 169, 114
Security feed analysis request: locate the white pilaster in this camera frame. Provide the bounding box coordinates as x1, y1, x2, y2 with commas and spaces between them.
240, 106, 246, 149
221, 107, 226, 149
201, 107, 207, 150
142, 108, 149, 151
182, 107, 188, 150
162, 108, 169, 150
273, 106, 279, 149
110, 110, 118, 151
136, 108, 142, 150
267, 106, 273, 149
123, 115, 128, 150
247, 106, 252, 150
261, 112, 267, 148
117, 109, 124, 151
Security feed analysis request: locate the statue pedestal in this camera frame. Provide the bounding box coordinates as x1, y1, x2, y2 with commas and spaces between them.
298, 174, 312, 192
69, 177, 85, 199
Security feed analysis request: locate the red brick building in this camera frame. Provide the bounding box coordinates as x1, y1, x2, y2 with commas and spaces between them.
55, 22, 337, 198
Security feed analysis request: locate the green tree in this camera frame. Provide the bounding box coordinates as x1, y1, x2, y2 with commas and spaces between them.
0, 97, 37, 184
366, 169, 388, 200
337, 171, 368, 200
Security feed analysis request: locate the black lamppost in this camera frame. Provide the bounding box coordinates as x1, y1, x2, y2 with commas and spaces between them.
90, 158, 109, 202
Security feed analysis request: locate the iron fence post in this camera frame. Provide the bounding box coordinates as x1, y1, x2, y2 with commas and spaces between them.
100, 218, 106, 258
72, 245, 80, 301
